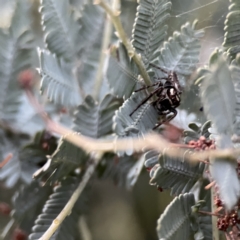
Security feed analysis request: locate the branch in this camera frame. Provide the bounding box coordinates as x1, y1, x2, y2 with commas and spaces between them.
26, 88, 239, 165
95, 0, 152, 86
39, 157, 100, 240
46, 119, 239, 163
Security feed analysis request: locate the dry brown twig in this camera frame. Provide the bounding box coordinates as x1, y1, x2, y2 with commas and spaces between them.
0, 153, 13, 169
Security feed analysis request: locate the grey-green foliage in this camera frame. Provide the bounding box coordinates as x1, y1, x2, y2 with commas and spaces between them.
34, 138, 87, 184
78, 4, 103, 50
148, 148, 205, 195
0, 132, 33, 187
157, 193, 195, 240
77, 4, 104, 97
126, 154, 145, 190
0, 0, 34, 122
210, 135, 240, 210
223, 0, 240, 58
230, 56, 240, 136
107, 42, 140, 99
0, 130, 57, 187
29, 177, 85, 240
40, 0, 81, 61
151, 21, 204, 86
183, 121, 211, 143
12, 181, 52, 232
39, 50, 81, 107
74, 94, 122, 138
113, 91, 159, 137
201, 57, 236, 135
196, 189, 212, 240
131, 0, 171, 67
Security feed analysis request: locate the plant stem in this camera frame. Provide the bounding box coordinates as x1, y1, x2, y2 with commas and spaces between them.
95, 0, 152, 86
26, 88, 240, 164
39, 157, 100, 240
211, 187, 220, 240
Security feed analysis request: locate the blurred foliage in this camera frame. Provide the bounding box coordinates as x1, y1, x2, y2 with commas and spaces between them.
0, 0, 236, 240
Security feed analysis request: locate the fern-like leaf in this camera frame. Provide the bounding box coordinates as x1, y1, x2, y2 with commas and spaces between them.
201, 57, 236, 135
40, 0, 81, 60
211, 134, 240, 210
223, 0, 240, 58
77, 4, 105, 98
106, 42, 140, 98
0, 0, 34, 123
183, 121, 211, 143
29, 177, 85, 240
114, 91, 159, 137
230, 56, 240, 136
74, 94, 122, 138
33, 138, 87, 184
149, 148, 205, 195
78, 4, 103, 50
152, 21, 204, 86
12, 181, 52, 232
157, 193, 195, 240
39, 50, 81, 107
131, 0, 171, 67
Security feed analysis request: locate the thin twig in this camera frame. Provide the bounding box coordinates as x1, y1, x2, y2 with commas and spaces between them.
95, 0, 152, 86
0, 153, 13, 168
26, 88, 239, 165
45, 118, 239, 163
39, 157, 100, 240
211, 187, 220, 240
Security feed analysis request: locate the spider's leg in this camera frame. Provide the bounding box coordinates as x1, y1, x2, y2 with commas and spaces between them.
134, 82, 159, 92
172, 72, 182, 92
130, 88, 160, 117
149, 63, 169, 74
153, 108, 177, 130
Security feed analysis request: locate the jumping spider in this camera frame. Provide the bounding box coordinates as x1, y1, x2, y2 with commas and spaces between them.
130, 64, 182, 129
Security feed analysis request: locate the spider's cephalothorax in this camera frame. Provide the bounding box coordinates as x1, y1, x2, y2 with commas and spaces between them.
130, 64, 182, 129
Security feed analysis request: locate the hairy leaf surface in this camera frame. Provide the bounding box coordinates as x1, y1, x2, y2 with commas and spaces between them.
201, 58, 236, 135
74, 94, 122, 138
29, 177, 84, 240
132, 0, 171, 67
40, 0, 81, 60
114, 91, 158, 137
107, 42, 140, 98
157, 193, 195, 240
39, 50, 81, 107
152, 21, 204, 86
149, 148, 205, 195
